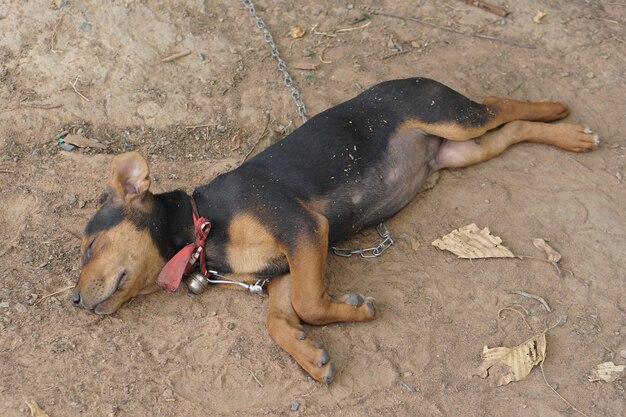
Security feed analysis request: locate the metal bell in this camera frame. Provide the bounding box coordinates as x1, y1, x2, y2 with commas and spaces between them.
187, 272, 209, 294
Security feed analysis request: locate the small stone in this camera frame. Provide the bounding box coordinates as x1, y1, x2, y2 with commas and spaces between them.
0, 302, 9, 309
60, 142, 75, 151
560, 71, 570, 77
31, 149, 40, 157
290, 401, 300, 411
215, 125, 227, 134
15, 303, 28, 313
198, 52, 205, 61
22, 255, 34, 264
163, 388, 174, 401
227, 322, 235, 330
78, 200, 86, 209
586, 72, 595, 79
175, 34, 183, 42
445, 257, 453, 263
209, 311, 217, 316
402, 371, 413, 377
67, 195, 77, 205
620, 350, 626, 359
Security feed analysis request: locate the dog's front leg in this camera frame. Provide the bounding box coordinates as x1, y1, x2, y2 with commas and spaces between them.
266, 274, 335, 384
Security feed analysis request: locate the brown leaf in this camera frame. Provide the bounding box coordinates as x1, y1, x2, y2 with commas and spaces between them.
432, 223, 515, 259
588, 362, 626, 382
532, 238, 561, 263
26, 400, 49, 417
474, 333, 546, 386
63, 134, 107, 149
289, 26, 305, 38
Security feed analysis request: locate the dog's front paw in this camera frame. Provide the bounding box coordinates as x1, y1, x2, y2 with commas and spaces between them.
339, 292, 380, 320
306, 341, 335, 384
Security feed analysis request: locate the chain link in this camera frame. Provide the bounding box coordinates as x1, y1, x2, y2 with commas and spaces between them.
241, 0, 308, 123
331, 223, 395, 258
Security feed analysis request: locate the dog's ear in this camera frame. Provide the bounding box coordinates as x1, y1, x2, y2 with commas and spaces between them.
108, 151, 151, 206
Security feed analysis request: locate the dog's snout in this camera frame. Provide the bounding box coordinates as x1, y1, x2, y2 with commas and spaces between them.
70, 290, 82, 307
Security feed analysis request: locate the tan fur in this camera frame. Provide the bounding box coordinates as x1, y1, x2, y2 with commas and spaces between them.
226, 213, 282, 274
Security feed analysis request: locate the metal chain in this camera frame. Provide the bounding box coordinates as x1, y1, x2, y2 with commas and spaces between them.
243, 1, 394, 258
331, 223, 395, 258
241, 0, 308, 123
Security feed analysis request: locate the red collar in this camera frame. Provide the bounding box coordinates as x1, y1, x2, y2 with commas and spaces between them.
156, 197, 211, 292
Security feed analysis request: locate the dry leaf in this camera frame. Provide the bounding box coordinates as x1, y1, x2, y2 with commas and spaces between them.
26, 400, 49, 417
474, 333, 546, 386
533, 10, 547, 23
63, 134, 107, 149
532, 238, 561, 263
432, 223, 515, 259
588, 362, 626, 382
289, 26, 305, 38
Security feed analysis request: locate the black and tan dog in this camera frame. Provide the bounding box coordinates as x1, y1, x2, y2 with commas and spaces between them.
72, 78, 598, 383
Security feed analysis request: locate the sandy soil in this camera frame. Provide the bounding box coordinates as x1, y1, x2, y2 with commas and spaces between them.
1, 1, 625, 416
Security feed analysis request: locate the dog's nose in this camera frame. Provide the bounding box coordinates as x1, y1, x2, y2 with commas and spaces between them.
70, 290, 81, 307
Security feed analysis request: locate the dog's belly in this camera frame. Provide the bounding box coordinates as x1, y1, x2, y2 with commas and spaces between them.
325, 131, 442, 242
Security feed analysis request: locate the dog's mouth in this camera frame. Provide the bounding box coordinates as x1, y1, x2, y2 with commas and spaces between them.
92, 270, 128, 315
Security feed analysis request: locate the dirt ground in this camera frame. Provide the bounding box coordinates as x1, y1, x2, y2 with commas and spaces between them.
1, 0, 625, 416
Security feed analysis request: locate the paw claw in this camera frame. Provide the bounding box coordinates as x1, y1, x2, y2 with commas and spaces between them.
343, 292, 364, 306
593, 134, 601, 147
364, 297, 379, 318
584, 126, 593, 134
323, 363, 335, 384
317, 349, 330, 368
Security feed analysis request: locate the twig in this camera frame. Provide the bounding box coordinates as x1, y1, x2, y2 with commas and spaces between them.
69, 77, 90, 102
372, 10, 535, 49
312, 20, 372, 37
540, 363, 591, 417
319, 41, 333, 64
382, 49, 411, 60
462, 0, 509, 17
242, 113, 271, 163
50, 16, 65, 54
34, 285, 74, 306
237, 364, 263, 388
20, 103, 64, 110
497, 305, 532, 330
506, 290, 551, 312
161, 51, 191, 62
185, 124, 211, 129
0, 169, 15, 173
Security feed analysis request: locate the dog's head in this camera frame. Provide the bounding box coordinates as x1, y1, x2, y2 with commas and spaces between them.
72, 152, 166, 314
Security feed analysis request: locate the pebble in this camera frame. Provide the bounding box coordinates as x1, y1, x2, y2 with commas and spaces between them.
163, 388, 175, 401
620, 350, 626, 359
198, 52, 206, 62
227, 322, 235, 330
175, 34, 183, 42
15, 303, 28, 313
402, 371, 413, 377
0, 302, 9, 309
209, 311, 217, 316
22, 255, 34, 264
60, 142, 75, 151
68, 195, 77, 205
586, 72, 595, 79
78, 200, 86, 208
215, 125, 227, 134
290, 401, 300, 411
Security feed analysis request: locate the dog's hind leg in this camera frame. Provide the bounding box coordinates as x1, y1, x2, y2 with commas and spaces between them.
433, 120, 599, 169
400, 92, 571, 142
266, 274, 335, 383
286, 211, 379, 326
